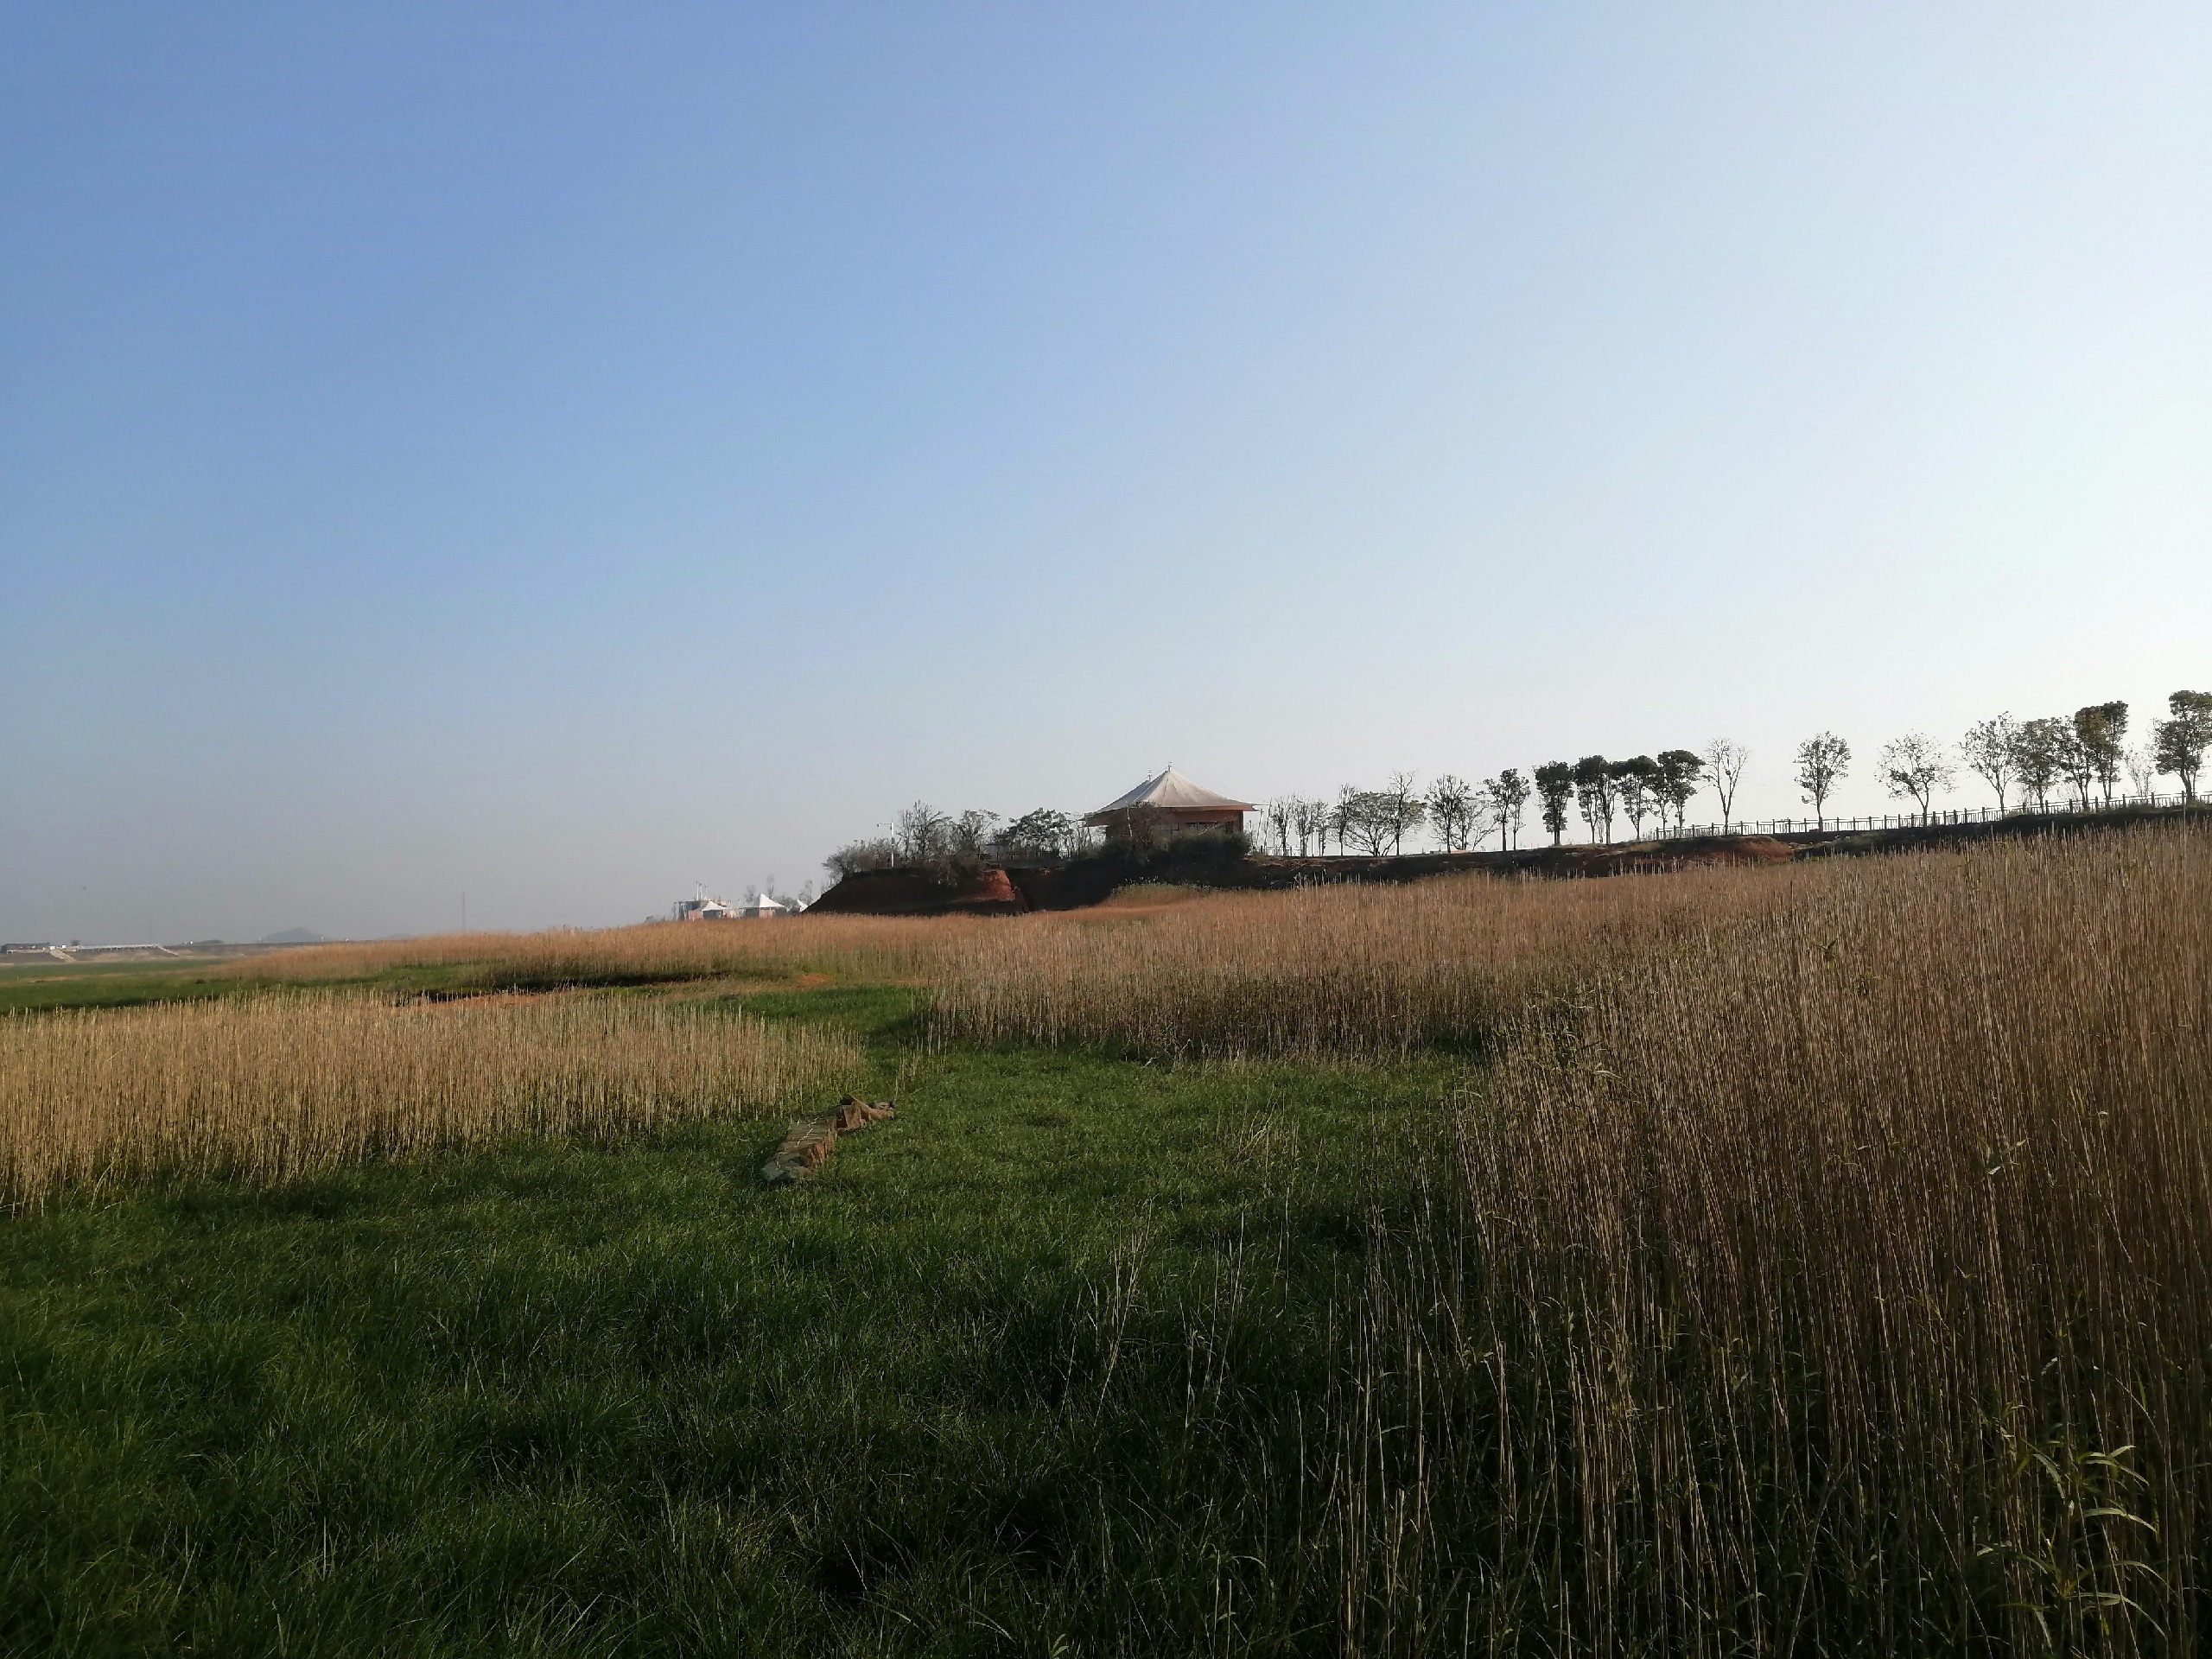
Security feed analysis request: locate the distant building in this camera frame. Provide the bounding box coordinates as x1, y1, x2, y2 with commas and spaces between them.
1084, 766, 1255, 842
740, 892, 790, 919
672, 894, 736, 921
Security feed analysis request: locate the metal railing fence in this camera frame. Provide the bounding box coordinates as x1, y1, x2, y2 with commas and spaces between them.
1649, 790, 2195, 842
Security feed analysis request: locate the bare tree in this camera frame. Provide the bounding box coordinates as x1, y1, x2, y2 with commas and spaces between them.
950, 810, 1001, 862
1292, 797, 1330, 856
1877, 733, 1954, 819
1425, 775, 1478, 852
1960, 714, 2020, 810
1262, 798, 1297, 856
893, 803, 954, 866
1484, 768, 1531, 849
1700, 738, 1749, 830
823, 837, 899, 880
1119, 802, 1173, 848
2125, 745, 2157, 798
1381, 772, 1426, 855
1793, 733, 1851, 830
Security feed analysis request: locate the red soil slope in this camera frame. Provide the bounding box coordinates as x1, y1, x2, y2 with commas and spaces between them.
804, 868, 1027, 917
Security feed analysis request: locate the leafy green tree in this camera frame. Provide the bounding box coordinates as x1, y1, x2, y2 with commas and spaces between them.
2012, 717, 2068, 812
1655, 750, 1703, 832
1611, 755, 1662, 839
2054, 721, 2098, 810
2074, 702, 2129, 807
1572, 755, 1618, 843
995, 808, 1075, 861
1793, 733, 1851, 829
1534, 763, 1574, 846
1878, 733, 1954, 818
1484, 768, 1531, 849
1960, 714, 2020, 810
2153, 690, 2212, 803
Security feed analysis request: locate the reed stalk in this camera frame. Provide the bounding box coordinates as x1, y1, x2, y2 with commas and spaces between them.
0, 991, 861, 1209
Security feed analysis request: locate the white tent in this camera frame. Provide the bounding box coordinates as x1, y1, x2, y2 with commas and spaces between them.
673, 894, 735, 921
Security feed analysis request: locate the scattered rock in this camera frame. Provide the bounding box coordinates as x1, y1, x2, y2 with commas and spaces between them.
762, 1096, 898, 1185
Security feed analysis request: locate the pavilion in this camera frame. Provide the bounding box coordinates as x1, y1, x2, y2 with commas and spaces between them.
1084, 766, 1255, 842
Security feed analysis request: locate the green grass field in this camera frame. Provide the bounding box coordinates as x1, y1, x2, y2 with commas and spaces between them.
0, 958, 484, 1014
2, 972, 1456, 1656
25, 833, 2202, 1655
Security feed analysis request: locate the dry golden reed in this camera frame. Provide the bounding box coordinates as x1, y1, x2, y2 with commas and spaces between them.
226, 914, 964, 989
218, 869, 1772, 1065
929, 865, 1796, 1058
0, 991, 861, 1209
1324, 826, 2212, 1653
16, 822, 2208, 1643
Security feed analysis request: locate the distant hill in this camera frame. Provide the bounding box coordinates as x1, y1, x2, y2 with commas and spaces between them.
258, 928, 327, 944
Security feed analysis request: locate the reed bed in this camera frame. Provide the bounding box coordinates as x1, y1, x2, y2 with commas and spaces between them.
226, 914, 966, 989
1325, 827, 2212, 1653
0, 992, 861, 1209
930, 866, 1799, 1059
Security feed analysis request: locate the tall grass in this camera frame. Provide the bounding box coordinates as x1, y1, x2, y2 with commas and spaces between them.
0, 992, 861, 1209
931, 867, 1802, 1059
1327, 828, 2212, 1652
225, 874, 1756, 1063
31, 827, 2211, 1647
226, 916, 963, 989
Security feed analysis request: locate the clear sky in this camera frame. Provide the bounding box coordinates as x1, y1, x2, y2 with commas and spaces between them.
3, 3, 2208, 941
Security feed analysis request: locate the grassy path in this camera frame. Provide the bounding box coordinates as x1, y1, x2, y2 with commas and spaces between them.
3, 983, 1453, 1656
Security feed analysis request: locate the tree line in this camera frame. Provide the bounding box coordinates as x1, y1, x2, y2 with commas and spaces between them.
1274, 689, 2210, 851
826, 690, 2212, 877
826, 804, 1104, 880
1258, 747, 1717, 855
1954, 693, 2211, 814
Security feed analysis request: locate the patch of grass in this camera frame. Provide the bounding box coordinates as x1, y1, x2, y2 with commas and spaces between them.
0, 962, 243, 1014
0, 962, 481, 1014
0, 982, 1453, 1656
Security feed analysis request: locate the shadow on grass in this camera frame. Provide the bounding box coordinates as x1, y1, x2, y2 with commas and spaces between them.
1, 979, 1463, 1656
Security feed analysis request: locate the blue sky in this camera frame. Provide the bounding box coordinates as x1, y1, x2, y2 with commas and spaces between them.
3, 3, 2208, 940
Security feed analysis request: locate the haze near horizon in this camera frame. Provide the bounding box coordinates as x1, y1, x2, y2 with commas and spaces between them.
3, 3, 2207, 942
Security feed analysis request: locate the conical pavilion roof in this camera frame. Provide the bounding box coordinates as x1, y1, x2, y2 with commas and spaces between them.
1092, 766, 1255, 815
